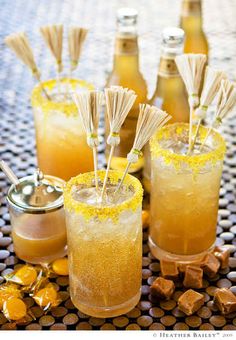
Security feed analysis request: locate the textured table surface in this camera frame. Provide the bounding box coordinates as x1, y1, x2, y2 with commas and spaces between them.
1, 0, 236, 331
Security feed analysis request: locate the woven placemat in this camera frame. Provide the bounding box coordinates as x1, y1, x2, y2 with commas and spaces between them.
0, 0, 236, 330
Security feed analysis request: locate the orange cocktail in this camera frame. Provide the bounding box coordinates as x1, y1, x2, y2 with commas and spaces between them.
64, 171, 143, 318
149, 123, 226, 263
31, 79, 94, 181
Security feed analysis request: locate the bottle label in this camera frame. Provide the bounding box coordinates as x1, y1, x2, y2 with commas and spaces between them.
115, 35, 138, 55
158, 57, 179, 78
181, 0, 201, 16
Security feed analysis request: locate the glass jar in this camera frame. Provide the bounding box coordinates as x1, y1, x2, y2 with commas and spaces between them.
64, 170, 143, 317
7, 169, 67, 264
149, 123, 226, 263
31, 78, 94, 181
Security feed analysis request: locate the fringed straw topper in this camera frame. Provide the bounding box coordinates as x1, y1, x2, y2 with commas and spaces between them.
190, 67, 226, 152
101, 86, 137, 200
116, 104, 171, 193
175, 54, 207, 152
213, 79, 236, 127
68, 27, 88, 74
195, 67, 226, 121
175, 54, 207, 108
5, 32, 50, 100
40, 24, 63, 74
73, 90, 103, 190
201, 79, 236, 150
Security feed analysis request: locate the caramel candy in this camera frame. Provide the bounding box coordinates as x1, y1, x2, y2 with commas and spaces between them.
0, 283, 21, 309
178, 289, 204, 316
52, 258, 69, 276
214, 246, 230, 269
150, 277, 175, 300
178, 261, 202, 275
142, 210, 150, 229
3, 297, 27, 321
183, 266, 203, 289
214, 288, 236, 315
178, 263, 187, 275
4, 265, 38, 286
33, 283, 60, 309
160, 260, 178, 280
202, 253, 220, 278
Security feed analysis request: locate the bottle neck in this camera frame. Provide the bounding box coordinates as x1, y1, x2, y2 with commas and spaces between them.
113, 33, 140, 71
180, 0, 203, 32
158, 45, 183, 78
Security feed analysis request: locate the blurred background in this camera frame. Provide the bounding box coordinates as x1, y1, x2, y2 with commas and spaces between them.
1, 0, 236, 94
0, 0, 236, 174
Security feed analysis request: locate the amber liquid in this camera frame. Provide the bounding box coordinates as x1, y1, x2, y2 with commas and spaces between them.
34, 110, 93, 181
180, 0, 209, 55
66, 186, 142, 317
150, 162, 222, 257
143, 59, 189, 193
11, 211, 67, 264
149, 130, 224, 262
150, 73, 189, 123
106, 36, 147, 173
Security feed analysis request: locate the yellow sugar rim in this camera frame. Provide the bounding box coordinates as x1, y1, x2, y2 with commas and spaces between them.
150, 123, 226, 172
63, 170, 143, 222
31, 78, 94, 116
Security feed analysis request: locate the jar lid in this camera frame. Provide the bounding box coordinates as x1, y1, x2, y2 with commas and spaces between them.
7, 169, 64, 214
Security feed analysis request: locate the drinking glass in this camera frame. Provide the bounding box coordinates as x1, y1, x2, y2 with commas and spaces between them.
149, 123, 226, 263
64, 170, 143, 317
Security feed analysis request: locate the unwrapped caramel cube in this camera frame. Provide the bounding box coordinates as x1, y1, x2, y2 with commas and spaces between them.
214, 246, 230, 269
178, 289, 204, 316
202, 253, 220, 278
178, 263, 187, 275
214, 288, 236, 315
178, 261, 201, 275
183, 265, 203, 289
150, 277, 175, 300
160, 260, 178, 280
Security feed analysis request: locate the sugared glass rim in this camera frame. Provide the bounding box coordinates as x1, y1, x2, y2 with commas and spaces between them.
31, 78, 94, 116
63, 170, 143, 222
150, 123, 226, 172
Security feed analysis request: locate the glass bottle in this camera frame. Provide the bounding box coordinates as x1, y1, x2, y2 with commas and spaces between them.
143, 27, 189, 193
180, 0, 209, 55
106, 8, 147, 173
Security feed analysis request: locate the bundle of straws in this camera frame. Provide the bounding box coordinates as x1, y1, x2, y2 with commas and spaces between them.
175, 54, 236, 153
73, 86, 171, 201
5, 25, 89, 98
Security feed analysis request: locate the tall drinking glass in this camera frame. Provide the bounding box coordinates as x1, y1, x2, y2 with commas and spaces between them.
64, 170, 143, 317
149, 123, 226, 263
31, 78, 94, 181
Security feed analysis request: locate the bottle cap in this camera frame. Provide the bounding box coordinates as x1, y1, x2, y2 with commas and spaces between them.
7, 169, 64, 214
162, 27, 185, 46
117, 7, 138, 25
